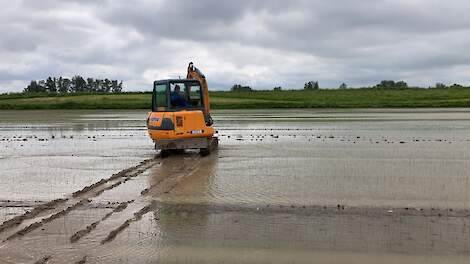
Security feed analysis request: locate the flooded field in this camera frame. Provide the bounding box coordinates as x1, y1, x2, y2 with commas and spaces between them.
2, 109, 470, 263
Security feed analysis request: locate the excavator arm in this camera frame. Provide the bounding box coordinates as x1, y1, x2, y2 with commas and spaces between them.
186, 62, 212, 125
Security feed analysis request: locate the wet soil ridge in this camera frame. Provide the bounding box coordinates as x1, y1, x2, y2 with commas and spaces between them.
70, 200, 134, 243
0, 158, 156, 238
74, 256, 87, 264
101, 202, 154, 244
72, 158, 156, 198
141, 157, 204, 197
70, 157, 201, 246
156, 202, 470, 218
0, 200, 48, 208
0, 198, 67, 234
34, 255, 52, 264
5, 199, 91, 241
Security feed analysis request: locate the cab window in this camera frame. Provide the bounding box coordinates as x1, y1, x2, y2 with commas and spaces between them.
186, 83, 202, 108
170, 83, 187, 108
169, 82, 202, 109
154, 83, 167, 109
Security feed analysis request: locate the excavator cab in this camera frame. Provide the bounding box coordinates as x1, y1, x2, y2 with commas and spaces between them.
147, 63, 218, 156
153, 79, 203, 112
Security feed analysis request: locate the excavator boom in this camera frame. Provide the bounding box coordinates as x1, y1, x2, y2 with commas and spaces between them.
187, 62, 211, 117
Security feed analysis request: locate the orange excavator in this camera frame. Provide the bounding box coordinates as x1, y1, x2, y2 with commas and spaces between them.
146, 62, 218, 156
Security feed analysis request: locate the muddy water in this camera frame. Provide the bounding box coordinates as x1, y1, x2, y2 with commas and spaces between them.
2, 109, 470, 263
0, 110, 153, 202
169, 109, 470, 209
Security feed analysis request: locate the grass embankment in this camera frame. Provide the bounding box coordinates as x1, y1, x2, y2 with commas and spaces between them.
2, 88, 470, 109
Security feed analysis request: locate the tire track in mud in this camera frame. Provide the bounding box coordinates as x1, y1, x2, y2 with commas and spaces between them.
92, 151, 470, 249
140, 155, 206, 197
53, 155, 203, 261
0, 198, 67, 234
101, 202, 154, 244
71, 158, 156, 198
34, 255, 51, 264
74, 256, 87, 264
5, 199, 91, 241
1, 154, 207, 262
98, 156, 209, 245
70, 200, 134, 243
0, 158, 157, 242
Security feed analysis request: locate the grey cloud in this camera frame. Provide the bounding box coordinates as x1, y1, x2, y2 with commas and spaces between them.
1, 0, 470, 92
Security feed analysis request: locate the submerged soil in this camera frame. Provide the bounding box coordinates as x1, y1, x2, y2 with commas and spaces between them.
2, 109, 470, 263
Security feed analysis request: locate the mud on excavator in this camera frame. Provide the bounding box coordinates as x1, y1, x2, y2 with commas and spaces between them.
146, 62, 218, 156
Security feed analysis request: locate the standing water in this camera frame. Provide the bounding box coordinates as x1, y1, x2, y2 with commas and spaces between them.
1, 109, 470, 263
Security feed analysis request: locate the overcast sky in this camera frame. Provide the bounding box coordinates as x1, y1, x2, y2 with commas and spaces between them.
1, 0, 470, 92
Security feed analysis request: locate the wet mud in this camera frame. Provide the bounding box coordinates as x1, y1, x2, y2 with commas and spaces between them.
2, 109, 470, 263
101, 203, 153, 245
5, 199, 91, 241
74, 256, 87, 264
0, 198, 67, 234
34, 255, 51, 264
70, 200, 133, 243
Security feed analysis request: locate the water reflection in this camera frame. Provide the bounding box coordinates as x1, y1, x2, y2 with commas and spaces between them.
147, 151, 219, 204
135, 201, 470, 263
145, 152, 219, 250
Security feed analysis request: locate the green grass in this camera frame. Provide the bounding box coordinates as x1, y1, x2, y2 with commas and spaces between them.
2, 88, 470, 109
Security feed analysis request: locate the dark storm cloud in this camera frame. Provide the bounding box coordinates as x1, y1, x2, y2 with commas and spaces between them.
1, 0, 470, 92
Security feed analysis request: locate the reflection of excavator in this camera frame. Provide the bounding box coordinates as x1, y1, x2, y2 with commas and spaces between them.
147, 62, 218, 156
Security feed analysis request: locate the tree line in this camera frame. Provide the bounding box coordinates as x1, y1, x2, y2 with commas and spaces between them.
23, 76, 123, 94
231, 84, 253, 92
303, 80, 409, 90
229, 80, 469, 91
303, 80, 468, 90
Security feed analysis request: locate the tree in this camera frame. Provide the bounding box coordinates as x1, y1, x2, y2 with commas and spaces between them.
22, 76, 124, 94
95, 79, 104, 92
71, 75, 86, 93
45, 77, 57, 93
112, 81, 123, 93
104, 79, 111, 93
304, 83, 309, 90
304, 82, 313, 90
23, 81, 42, 93
231, 84, 252, 92
435, 82, 446, 89
339, 83, 348, 89
450, 83, 463, 89
86, 78, 96, 93
375, 80, 408, 89
62, 78, 71, 93
117, 81, 123, 93
111, 80, 122, 93
57, 77, 67, 93
313, 81, 319, 90
38, 80, 46, 92
273, 86, 282, 91
304, 81, 319, 90
395, 81, 408, 89
375, 80, 395, 89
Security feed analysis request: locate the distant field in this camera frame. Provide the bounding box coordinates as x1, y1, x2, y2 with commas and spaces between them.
2, 88, 470, 109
